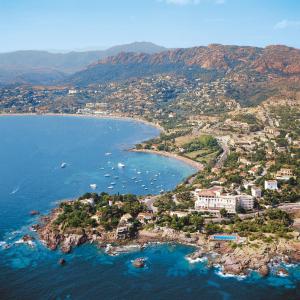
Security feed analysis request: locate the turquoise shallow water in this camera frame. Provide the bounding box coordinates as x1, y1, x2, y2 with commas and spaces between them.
0, 115, 299, 300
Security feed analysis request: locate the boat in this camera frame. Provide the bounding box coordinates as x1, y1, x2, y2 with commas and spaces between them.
100, 167, 105, 170
110, 182, 116, 185
60, 162, 67, 168
107, 186, 114, 189
111, 167, 115, 170
131, 177, 137, 180
105, 152, 112, 156
118, 162, 125, 168
104, 174, 110, 177
114, 176, 119, 179
132, 258, 145, 268
90, 184, 97, 190
137, 171, 141, 174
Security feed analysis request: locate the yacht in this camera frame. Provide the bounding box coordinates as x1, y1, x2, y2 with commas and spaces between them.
104, 174, 110, 177
118, 162, 125, 168
90, 184, 97, 190
60, 162, 67, 168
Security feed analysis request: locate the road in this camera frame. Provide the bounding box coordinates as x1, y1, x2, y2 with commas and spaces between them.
215, 135, 230, 169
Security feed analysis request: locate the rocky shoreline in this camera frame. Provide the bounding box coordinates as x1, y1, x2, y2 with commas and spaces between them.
36, 208, 300, 277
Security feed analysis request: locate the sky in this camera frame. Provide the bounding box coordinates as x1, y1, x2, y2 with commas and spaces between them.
0, 0, 299, 52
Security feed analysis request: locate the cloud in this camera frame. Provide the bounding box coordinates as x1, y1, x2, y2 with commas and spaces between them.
160, 0, 225, 5
274, 19, 300, 29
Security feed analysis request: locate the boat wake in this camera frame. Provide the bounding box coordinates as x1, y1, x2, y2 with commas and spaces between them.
10, 186, 20, 195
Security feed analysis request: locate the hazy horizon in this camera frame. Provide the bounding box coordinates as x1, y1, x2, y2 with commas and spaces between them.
1, 40, 300, 55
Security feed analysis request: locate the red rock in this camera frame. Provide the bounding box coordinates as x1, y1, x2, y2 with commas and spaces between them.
59, 258, 66, 265
30, 210, 40, 216
258, 265, 269, 277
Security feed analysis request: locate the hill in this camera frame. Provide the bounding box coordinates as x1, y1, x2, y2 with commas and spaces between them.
0, 42, 166, 85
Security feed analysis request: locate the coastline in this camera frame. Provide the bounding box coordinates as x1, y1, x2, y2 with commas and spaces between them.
130, 149, 204, 171
36, 206, 300, 278
0, 112, 165, 132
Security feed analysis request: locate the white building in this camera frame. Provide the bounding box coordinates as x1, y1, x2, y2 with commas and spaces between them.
193, 186, 254, 214
68, 89, 77, 95
251, 186, 262, 198
80, 198, 95, 206
237, 194, 254, 211
264, 180, 278, 190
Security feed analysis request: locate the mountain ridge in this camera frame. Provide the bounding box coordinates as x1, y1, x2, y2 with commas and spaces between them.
68, 44, 300, 87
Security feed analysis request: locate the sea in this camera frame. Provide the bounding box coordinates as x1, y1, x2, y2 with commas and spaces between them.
0, 115, 299, 300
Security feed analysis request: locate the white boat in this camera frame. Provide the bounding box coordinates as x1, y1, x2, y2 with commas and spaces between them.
118, 162, 125, 168
100, 167, 105, 170
137, 171, 141, 174
90, 184, 97, 190
110, 182, 116, 185
111, 167, 115, 170
104, 174, 110, 177
107, 186, 114, 189
105, 152, 112, 156
60, 162, 67, 168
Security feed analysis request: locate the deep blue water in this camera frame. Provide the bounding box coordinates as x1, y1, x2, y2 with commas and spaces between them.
0, 116, 299, 300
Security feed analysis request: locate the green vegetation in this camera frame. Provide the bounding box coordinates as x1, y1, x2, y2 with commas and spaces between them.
182, 135, 222, 165
183, 135, 219, 152
156, 212, 204, 233
54, 193, 146, 231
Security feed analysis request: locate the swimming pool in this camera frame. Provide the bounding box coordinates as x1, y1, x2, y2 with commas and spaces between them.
211, 235, 238, 241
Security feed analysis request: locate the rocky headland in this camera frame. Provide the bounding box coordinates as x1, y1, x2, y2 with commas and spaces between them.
36, 205, 300, 278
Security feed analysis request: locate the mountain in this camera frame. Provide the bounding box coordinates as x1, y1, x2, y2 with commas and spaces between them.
67, 44, 300, 106
70, 44, 300, 85
0, 42, 167, 85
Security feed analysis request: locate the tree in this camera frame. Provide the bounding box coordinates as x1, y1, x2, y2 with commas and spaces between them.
220, 208, 228, 218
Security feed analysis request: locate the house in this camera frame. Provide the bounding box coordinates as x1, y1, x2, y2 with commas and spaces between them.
115, 213, 134, 240
68, 89, 77, 95
248, 165, 261, 176
276, 168, 294, 181
243, 181, 254, 189
264, 180, 278, 190
238, 157, 252, 166
137, 212, 154, 224
80, 198, 95, 206
119, 213, 133, 225
251, 186, 262, 198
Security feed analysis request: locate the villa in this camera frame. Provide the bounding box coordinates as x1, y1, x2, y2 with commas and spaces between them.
264, 180, 278, 190
276, 168, 294, 181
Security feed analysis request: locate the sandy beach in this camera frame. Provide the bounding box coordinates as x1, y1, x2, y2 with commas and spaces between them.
0, 112, 165, 132
130, 149, 204, 171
